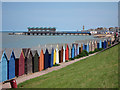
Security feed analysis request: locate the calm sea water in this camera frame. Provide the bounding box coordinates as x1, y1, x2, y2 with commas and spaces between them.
1, 32, 95, 48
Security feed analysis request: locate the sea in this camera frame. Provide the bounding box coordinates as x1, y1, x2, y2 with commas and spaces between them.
1, 31, 97, 48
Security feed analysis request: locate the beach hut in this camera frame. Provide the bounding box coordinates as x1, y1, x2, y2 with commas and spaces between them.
71, 44, 75, 58
17, 49, 25, 76
91, 41, 95, 51
102, 40, 104, 49
48, 52, 51, 67
106, 39, 108, 48
22, 48, 31, 74
13, 48, 23, 76
104, 40, 106, 49
81, 44, 83, 53
56, 45, 59, 64
53, 49, 56, 65
60, 46, 63, 63
84, 44, 87, 51
0, 50, 8, 82
74, 44, 77, 57
39, 49, 44, 71
107, 40, 110, 46
26, 50, 33, 74
59, 50, 61, 63
86, 43, 89, 53
83, 44, 85, 51
63, 45, 65, 62
44, 49, 49, 69
77, 44, 79, 55
5, 49, 15, 80
79, 44, 81, 54
69, 45, 72, 59
97, 42, 99, 49
89, 41, 92, 52
31, 50, 39, 73
47, 47, 53, 67
65, 44, 69, 61
50, 48, 54, 67
99, 40, 102, 48
95, 41, 97, 49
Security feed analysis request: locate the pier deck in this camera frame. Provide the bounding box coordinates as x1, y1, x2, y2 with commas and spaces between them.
23, 31, 91, 36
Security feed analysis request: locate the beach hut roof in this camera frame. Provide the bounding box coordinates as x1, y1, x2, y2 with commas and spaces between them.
5, 48, 13, 60
27, 50, 32, 58
22, 48, 30, 57
0, 50, 3, 62
13, 48, 22, 58
31, 50, 38, 57
48, 48, 52, 54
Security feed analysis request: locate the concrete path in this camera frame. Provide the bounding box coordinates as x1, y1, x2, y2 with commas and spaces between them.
1, 53, 97, 89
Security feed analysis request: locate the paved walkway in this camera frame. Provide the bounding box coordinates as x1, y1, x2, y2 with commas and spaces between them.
1, 53, 97, 89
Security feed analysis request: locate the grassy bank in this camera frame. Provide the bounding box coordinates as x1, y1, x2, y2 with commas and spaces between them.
18, 44, 119, 88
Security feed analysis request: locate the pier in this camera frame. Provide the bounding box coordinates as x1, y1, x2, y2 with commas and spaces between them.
24, 27, 91, 36
9, 27, 91, 36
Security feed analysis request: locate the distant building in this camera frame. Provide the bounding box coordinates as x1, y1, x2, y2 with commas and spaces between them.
90, 31, 97, 34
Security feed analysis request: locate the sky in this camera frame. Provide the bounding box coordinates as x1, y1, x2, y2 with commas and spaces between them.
2, 2, 118, 31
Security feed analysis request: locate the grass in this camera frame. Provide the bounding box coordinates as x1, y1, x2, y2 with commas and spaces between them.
18, 44, 119, 88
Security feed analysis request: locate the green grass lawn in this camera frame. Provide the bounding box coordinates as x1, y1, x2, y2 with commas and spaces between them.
18, 44, 119, 88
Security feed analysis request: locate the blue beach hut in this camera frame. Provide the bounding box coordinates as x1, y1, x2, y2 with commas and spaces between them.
48, 48, 54, 67
50, 48, 54, 67
0, 50, 8, 82
71, 44, 75, 58
77, 44, 79, 55
99, 40, 102, 48
5, 49, 15, 80
87, 43, 89, 53
85, 44, 87, 51
44, 49, 49, 69
103, 40, 106, 49
83, 44, 85, 50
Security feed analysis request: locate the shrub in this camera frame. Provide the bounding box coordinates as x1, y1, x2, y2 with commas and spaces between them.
65, 60, 69, 62
78, 50, 89, 57
69, 58, 74, 60
53, 64, 60, 66
108, 44, 111, 47
94, 48, 99, 52
98, 48, 103, 51
89, 51, 94, 54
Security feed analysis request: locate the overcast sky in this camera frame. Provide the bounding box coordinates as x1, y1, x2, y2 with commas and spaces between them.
2, 2, 118, 31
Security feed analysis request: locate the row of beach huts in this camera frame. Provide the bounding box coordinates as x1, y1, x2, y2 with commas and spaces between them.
0, 38, 112, 83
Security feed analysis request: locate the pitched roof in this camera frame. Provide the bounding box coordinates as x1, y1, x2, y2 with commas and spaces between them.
22, 48, 30, 57
31, 50, 39, 57
13, 48, 22, 58
5, 48, 13, 60
0, 50, 3, 62
27, 50, 32, 58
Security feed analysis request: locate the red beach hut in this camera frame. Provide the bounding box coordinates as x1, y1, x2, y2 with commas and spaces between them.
65, 44, 69, 61
13, 48, 23, 76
